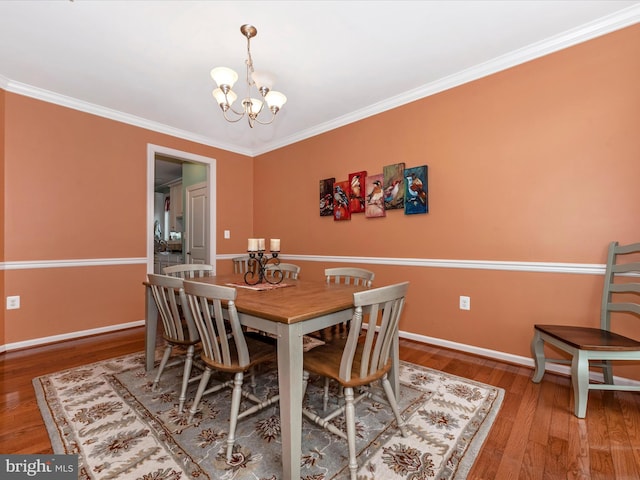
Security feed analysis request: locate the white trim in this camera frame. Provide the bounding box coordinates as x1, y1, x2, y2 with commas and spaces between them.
0, 258, 147, 270
1, 254, 606, 275
146, 144, 217, 275
2, 6, 639, 157
280, 254, 605, 275
1, 320, 144, 353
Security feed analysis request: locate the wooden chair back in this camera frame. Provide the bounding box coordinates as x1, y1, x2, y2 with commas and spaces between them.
325, 267, 374, 287
232, 256, 252, 274
147, 274, 198, 343
163, 263, 214, 279
183, 281, 251, 369
339, 282, 409, 383
265, 262, 300, 280
600, 241, 640, 330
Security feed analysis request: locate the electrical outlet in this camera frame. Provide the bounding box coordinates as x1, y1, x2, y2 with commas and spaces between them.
7, 295, 20, 310
459, 296, 470, 310
224, 230, 231, 239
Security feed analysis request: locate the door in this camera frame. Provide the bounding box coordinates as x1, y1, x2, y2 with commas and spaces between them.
185, 182, 208, 264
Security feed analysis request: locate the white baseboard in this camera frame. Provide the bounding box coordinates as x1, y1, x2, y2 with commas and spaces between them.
1, 320, 145, 353
399, 329, 640, 387
2, 321, 639, 387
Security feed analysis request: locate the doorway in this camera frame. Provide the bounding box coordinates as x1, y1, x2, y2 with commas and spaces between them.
147, 144, 217, 274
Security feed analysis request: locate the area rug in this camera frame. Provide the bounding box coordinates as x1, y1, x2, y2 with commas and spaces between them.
33, 351, 503, 480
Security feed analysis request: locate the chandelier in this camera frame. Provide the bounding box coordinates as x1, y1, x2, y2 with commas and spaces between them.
211, 24, 287, 128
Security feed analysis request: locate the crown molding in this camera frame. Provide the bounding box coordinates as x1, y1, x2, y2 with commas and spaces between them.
2, 5, 639, 158
2, 79, 253, 157
250, 5, 640, 156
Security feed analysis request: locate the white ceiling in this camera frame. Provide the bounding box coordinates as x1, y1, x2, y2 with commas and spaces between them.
1, 1, 639, 157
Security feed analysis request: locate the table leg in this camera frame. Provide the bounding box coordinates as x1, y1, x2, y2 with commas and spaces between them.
145, 286, 158, 372
276, 322, 304, 480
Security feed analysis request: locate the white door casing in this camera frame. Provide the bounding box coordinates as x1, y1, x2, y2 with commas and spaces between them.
147, 144, 216, 274
185, 182, 208, 264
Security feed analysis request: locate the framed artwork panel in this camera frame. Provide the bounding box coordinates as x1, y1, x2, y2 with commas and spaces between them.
333, 180, 351, 221
348, 171, 366, 214
319, 178, 335, 216
365, 173, 385, 218
404, 165, 428, 215
383, 163, 405, 210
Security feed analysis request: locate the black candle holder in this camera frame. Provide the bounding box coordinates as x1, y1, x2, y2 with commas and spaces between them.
245, 250, 282, 285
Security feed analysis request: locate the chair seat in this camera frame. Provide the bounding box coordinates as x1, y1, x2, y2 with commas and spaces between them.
534, 324, 640, 351
161, 333, 200, 348
304, 339, 390, 388
199, 335, 276, 373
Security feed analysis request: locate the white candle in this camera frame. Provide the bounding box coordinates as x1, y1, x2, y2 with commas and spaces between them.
248, 238, 258, 251
270, 238, 280, 251
258, 238, 266, 251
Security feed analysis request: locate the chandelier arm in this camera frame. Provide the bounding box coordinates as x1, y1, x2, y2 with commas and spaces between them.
221, 109, 245, 123
227, 103, 247, 117
252, 110, 278, 126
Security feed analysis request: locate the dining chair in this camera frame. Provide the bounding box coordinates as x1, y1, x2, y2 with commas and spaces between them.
325, 267, 374, 287
301, 281, 409, 480
232, 256, 252, 274
183, 280, 280, 460
163, 263, 214, 279
265, 262, 300, 280
532, 241, 640, 418
147, 274, 201, 413
321, 267, 375, 341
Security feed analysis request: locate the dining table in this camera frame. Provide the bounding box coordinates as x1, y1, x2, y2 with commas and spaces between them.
144, 273, 400, 480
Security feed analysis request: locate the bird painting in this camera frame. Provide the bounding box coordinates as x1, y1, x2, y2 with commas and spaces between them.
404, 165, 428, 215
367, 180, 383, 205
365, 174, 386, 218
383, 163, 405, 210
333, 181, 351, 221
348, 171, 366, 213
319, 177, 335, 217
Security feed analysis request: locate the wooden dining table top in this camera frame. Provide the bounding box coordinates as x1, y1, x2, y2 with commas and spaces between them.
184, 274, 368, 324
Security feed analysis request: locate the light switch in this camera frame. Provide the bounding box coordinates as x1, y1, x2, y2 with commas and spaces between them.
224, 230, 231, 239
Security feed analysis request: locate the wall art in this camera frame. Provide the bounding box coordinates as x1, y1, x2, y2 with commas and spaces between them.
319, 178, 335, 216
404, 165, 428, 215
333, 180, 351, 221
348, 171, 366, 214
365, 173, 385, 218
383, 163, 405, 210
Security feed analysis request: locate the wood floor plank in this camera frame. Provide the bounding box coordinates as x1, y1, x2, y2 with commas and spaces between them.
2, 331, 639, 479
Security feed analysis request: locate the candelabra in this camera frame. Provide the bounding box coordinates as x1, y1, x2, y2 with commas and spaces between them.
245, 250, 282, 285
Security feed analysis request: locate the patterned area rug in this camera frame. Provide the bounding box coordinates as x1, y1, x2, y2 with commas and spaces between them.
33, 350, 503, 479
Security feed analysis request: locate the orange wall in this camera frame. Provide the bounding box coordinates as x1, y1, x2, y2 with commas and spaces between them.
2, 25, 639, 380
2, 94, 254, 344
253, 26, 640, 373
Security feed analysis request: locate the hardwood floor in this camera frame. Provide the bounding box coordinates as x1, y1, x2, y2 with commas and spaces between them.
2, 327, 639, 478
